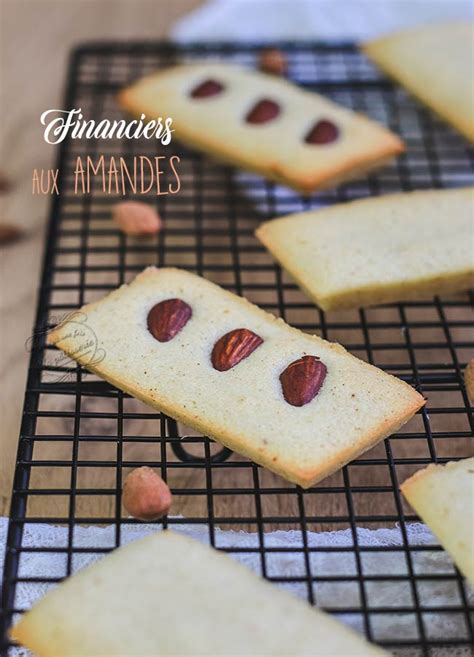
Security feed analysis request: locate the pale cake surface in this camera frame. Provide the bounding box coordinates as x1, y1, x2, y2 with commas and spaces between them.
48, 268, 424, 488
401, 457, 474, 586
119, 62, 403, 193
11, 531, 388, 656
256, 188, 474, 310
363, 21, 474, 141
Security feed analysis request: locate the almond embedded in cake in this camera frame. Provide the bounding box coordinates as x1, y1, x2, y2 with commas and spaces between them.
48, 267, 424, 488
256, 187, 474, 311
118, 63, 404, 193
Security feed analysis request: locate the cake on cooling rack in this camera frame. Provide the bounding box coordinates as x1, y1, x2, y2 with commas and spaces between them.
401, 457, 474, 587
256, 187, 474, 311
11, 531, 388, 656
47, 267, 424, 489
119, 62, 404, 193
363, 21, 474, 142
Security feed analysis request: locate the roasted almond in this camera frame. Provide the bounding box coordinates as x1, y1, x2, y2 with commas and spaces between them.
211, 328, 263, 371
147, 298, 192, 342
0, 223, 23, 246
259, 48, 288, 76
245, 99, 281, 124
305, 119, 339, 145
112, 201, 161, 236
280, 355, 327, 407
190, 79, 224, 98
122, 466, 172, 521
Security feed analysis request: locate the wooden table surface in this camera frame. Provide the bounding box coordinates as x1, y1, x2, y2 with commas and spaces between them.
0, 0, 203, 515
1, 1, 471, 525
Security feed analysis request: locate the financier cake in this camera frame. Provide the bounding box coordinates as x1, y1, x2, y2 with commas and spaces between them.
11, 531, 388, 656
256, 187, 474, 311
363, 22, 474, 141
48, 267, 424, 488
401, 458, 474, 586
119, 62, 404, 193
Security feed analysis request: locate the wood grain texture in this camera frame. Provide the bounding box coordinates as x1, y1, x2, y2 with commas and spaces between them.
0, 0, 203, 514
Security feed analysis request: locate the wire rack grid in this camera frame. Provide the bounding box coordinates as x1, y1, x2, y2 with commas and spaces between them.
1, 42, 473, 656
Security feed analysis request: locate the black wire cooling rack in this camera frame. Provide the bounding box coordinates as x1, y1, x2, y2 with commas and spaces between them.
2, 42, 474, 656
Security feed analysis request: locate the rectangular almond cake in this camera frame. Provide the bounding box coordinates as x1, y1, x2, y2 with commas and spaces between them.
401, 458, 474, 586
256, 187, 474, 310
363, 22, 474, 142
11, 531, 388, 656
48, 267, 424, 488
119, 63, 404, 193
